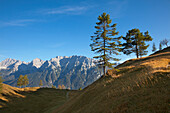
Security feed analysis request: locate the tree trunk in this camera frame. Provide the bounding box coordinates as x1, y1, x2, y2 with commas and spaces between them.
103, 21, 106, 76
103, 63, 106, 76
136, 44, 139, 58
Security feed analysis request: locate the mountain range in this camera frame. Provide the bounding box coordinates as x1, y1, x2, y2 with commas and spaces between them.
0, 56, 102, 89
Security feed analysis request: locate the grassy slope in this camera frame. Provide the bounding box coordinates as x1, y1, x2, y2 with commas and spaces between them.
0, 84, 73, 113
0, 48, 169, 113
53, 49, 170, 113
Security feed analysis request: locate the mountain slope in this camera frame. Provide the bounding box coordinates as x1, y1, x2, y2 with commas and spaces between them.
53, 49, 170, 113
0, 56, 101, 89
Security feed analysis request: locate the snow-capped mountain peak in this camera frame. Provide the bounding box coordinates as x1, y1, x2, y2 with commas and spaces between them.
0, 56, 102, 89
0, 58, 17, 68
31, 58, 45, 68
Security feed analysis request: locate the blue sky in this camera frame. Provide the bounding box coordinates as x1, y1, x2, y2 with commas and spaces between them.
0, 0, 169, 62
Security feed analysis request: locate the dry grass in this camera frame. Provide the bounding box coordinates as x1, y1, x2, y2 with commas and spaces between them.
0, 84, 40, 106
0, 85, 75, 113
53, 48, 170, 113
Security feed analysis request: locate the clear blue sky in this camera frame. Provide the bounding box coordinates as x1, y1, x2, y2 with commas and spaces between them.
0, 0, 169, 62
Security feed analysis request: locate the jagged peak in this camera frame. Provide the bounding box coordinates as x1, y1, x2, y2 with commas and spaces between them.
56, 56, 64, 59
0, 58, 18, 67
0, 55, 96, 69
3, 58, 17, 62
31, 58, 45, 68
33, 58, 42, 61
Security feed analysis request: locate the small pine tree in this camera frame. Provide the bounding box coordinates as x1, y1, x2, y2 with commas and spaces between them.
152, 42, 156, 52
161, 38, 169, 47
159, 42, 162, 50
17, 75, 24, 88
23, 75, 29, 87
39, 80, 43, 87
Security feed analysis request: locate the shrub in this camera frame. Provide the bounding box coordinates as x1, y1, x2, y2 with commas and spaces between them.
106, 69, 120, 76
79, 87, 82, 90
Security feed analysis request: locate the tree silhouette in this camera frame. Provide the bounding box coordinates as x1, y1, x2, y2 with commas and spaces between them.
161, 39, 169, 47
152, 42, 156, 52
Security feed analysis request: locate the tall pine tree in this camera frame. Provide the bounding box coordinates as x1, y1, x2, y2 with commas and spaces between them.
90, 12, 121, 76
121, 29, 152, 58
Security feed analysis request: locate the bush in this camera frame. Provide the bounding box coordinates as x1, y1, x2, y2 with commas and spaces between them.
106, 69, 120, 76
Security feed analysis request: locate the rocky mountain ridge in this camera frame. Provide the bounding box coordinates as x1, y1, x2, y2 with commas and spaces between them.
0, 55, 101, 89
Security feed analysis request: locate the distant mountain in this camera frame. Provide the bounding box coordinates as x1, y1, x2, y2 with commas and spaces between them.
0, 56, 102, 89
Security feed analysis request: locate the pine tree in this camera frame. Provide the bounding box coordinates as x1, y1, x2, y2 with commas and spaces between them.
121, 29, 152, 58
152, 42, 156, 52
159, 42, 162, 50
23, 75, 29, 87
90, 12, 121, 76
39, 80, 43, 87
17, 75, 23, 88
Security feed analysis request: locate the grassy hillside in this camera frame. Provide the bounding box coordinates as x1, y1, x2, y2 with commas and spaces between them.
53, 48, 170, 113
0, 48, 169, 113
0, 84, 77, 113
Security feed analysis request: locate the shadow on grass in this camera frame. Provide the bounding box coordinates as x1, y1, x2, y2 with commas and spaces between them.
0, 88, 69, 113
